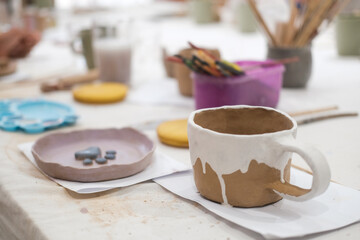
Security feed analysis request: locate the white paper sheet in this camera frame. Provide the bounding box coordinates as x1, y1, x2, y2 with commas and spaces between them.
19, 142, 190, 194
127, 80, 194, 108
154, 170, 360, 239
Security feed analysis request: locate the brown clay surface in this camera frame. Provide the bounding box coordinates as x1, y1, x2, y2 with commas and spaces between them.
193, 158, 300, 207
32, 128, 155, 182
194, 108, 293, 135
174, 48, 220, 97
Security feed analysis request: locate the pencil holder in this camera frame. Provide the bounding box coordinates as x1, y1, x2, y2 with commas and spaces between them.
174, 48, 220, 97
192, 61, 284, 109
267, 45, 312, 88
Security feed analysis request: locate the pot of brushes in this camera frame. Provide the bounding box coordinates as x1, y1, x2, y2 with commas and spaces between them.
247, 0, 350, 88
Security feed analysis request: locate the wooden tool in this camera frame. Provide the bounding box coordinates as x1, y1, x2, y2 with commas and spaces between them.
247, 0, 351, 47
283, 0, 298, 46
295, 0, 334, 47
289, 105, 339, 117
247, 0, 278, 46
296, 111, 358, 125
289, 105, 358, 125
41, 69, 99, 92
242, 57, 299, 71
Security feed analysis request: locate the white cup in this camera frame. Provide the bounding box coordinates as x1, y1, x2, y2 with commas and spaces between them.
94, 38, 132, 84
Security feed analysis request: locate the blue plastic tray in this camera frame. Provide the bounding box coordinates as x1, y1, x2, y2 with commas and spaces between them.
0, 99, 78, 133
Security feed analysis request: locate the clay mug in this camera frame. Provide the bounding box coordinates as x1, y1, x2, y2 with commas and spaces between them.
189, 0, 218, 24
235, 2, 257, 33
188, 105, 331, 207
70, 29, 96, 70
335, 14, 360, 56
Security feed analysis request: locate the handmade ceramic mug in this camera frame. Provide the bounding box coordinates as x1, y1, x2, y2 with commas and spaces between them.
188, 105, 331, 207
71, 29, 96, 70
189, 0, 219, 24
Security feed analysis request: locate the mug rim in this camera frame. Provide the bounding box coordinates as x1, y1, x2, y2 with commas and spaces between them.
188, 105, 297, 137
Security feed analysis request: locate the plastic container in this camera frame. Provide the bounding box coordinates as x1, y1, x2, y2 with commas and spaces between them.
192, 61, 285, 109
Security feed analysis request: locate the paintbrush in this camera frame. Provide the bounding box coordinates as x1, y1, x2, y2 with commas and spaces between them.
248, 0, 351, 47
247, 0, 278, 46
242, 57, 299, 71
188, 42, 219, 60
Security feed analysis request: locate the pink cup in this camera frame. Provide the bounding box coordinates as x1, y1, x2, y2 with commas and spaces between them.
192, 61, 285, 109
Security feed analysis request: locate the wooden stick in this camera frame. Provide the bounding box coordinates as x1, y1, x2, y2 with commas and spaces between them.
242, 57, 299, 71
40, 69, 99, 92
166, 56, 183, 64
296, 111, 358, 125
275, 22, 287, 46
291, 164, 339, 183
294, 0, 321, 45
324, 0, 351, 27
308, 0, 352, 43
289, 105, 338, 117
188, 42, 219, 60
284, 0, 298, 46
247, 0, 278, 46
295, 0, 334, 46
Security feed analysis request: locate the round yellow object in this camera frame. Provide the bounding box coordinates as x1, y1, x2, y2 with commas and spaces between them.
157, 119, 188, 148
73, 83, 128, 104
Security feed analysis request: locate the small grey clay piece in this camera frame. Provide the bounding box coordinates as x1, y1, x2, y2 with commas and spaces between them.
106, 150, 116, 155
83, 158, 93, 165
95, 157, 107, 164
105, 154, 115, 160
75, 147, 101, 160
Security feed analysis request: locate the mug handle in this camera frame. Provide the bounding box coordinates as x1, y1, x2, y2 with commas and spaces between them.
268, 136, 331, 201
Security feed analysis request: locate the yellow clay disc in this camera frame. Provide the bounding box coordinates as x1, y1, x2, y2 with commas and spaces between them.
73, 83, 128, 104
157, 119, 188, 148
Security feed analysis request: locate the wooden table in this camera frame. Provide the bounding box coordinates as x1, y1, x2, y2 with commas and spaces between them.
1, 6, 360, 239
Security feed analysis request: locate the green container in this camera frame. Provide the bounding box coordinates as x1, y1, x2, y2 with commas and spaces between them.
235, 3, 257, 33
336, 14, 360, 56
190, 0, 217, 24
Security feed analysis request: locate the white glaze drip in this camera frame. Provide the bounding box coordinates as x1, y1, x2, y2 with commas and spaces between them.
218, 173, 228, 205
201, 159, 206, 174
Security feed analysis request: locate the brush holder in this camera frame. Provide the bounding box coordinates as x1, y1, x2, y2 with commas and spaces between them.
174, 48, 220, 97
267, 45, 312, 88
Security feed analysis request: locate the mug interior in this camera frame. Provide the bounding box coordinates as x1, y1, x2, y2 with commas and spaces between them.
193, 107, 294, 135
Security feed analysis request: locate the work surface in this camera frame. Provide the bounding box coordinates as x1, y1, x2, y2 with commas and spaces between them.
1, 4, 360, 240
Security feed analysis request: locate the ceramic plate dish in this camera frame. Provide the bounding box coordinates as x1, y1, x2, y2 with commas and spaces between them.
32, 128, 155, 182
0, 99, 77, 133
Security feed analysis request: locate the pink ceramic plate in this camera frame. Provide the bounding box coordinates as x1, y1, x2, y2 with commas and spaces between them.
32, 128, 155, 182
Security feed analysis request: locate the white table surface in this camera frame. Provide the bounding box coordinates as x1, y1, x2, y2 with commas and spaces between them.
0, 2, 359, 240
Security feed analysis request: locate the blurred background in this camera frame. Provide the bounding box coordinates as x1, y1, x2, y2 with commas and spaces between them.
0, 0, 359, 111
